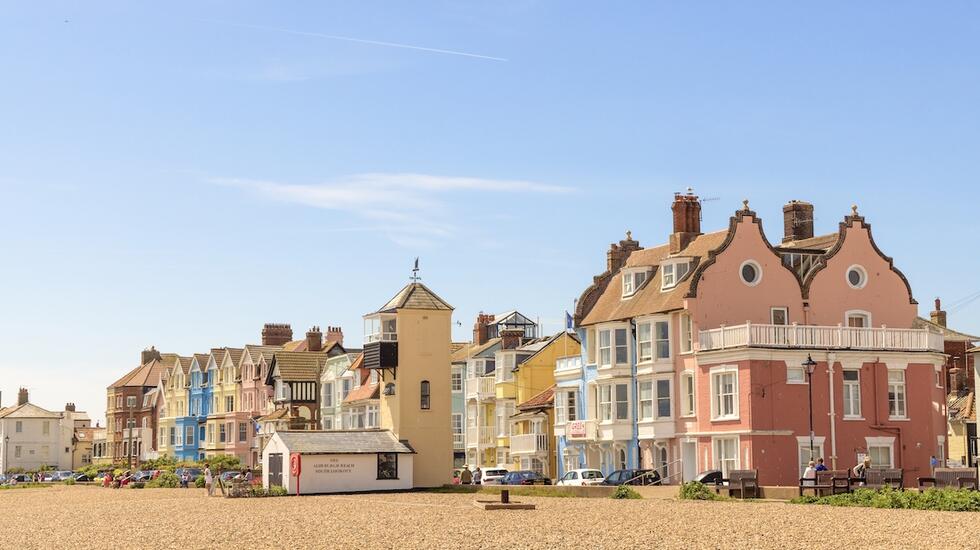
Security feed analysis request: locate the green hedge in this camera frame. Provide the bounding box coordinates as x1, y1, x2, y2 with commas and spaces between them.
145, 472, 180, 488
612, 485, 642, 499
678, 481, 724, 501
792, 488, 980, 512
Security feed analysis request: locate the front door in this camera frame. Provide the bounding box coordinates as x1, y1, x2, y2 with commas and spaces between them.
681, 441, 697, 482
268, 453, 283, 487
968, 423, 977, 467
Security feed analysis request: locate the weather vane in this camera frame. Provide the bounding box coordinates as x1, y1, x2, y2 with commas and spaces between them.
411, 257, 421, 282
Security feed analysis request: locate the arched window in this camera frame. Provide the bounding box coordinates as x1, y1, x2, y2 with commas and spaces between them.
420, 380, 431, 410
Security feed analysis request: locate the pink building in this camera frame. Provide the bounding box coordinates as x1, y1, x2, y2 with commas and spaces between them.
240, 340, 284, 467
567, 193, 946, 487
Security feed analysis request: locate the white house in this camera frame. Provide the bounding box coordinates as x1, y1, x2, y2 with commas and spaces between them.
0, 389, 76, 472
262, 430, 414, 495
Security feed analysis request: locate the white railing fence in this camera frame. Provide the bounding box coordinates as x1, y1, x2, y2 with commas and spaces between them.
699, 322, 943, 352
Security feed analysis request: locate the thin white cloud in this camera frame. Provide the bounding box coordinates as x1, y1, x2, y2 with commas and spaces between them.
211, 173, 570, 247
206, 20, 508, 62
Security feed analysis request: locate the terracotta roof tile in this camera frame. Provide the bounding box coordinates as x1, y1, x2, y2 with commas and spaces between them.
948, 392, 975, 421
517, 385, 555, 411
272, 351, 330, 382
343, 383, 380, 403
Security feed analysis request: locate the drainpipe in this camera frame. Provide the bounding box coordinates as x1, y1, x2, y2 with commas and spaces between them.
629, 319, 639, 469
826, 353, 838, 470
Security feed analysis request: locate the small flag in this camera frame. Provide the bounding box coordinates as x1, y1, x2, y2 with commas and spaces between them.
565, 311, 574, 330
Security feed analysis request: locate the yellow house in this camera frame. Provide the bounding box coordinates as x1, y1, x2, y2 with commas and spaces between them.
509, 332, 580, 476
365, 280, 454, 488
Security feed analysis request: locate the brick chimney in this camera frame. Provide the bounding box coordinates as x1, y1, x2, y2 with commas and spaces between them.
17, 387, 28, 406
325, 326, 344, 346
500, 328, 524, 350
670, 191, 702, 254
931, 298, 947, 328
782, 200, 814, 243
262, 323, 293, 346
306, 326, 323, 352
141, 346, 161, 365
473, 312, 495, 346
607, 232, 642, 273
65, 403, 76, 412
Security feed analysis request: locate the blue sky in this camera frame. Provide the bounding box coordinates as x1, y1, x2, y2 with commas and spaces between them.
3, 1, 980, 423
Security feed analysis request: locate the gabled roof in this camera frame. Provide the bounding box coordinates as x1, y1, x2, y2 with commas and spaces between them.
191, 354, 210, 373
274, 430, 414, 454
914, 317, 979, 343
258, 408, 290, 422
948, 392, 975, 422
580, 230, 728, 326
516, 385, 555, 411
0, 402, 61, 419
225, 348, 244, 368
109, 357, 169, 389
269, 351, 330, 382
374, 282, 453, 313
468, 338, 502, 360
244, 345, 283, 364
514, 331, 581, 370
451, 342, 478, 364
176, 356, 193, 376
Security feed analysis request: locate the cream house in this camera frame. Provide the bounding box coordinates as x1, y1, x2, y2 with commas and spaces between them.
0, 389, 75, 472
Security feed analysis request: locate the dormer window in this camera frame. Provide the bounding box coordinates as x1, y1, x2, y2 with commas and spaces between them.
661, 259, 692, 290
622, 268, 650, 298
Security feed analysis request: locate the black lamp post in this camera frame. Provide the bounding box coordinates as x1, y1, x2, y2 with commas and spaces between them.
803, 354, 818, 461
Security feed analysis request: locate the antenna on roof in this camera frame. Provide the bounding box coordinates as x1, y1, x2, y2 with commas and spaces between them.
698, 196, 720, 222
411, 257, 421, 282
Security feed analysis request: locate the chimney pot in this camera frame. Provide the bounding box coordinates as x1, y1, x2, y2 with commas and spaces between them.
17, 387, 28, 406
262, 323, 293, 346
306, 326, 323, 352
141, 347, 162, 365
500, 328, 524, 350
931, 297, 948, 328
670, 191, 702, 254
782, 200, 814, 243
325, 326, 344, 346
473, 312, 496, 346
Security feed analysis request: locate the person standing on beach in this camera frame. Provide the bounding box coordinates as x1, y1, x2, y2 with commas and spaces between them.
204, 464, 213, 496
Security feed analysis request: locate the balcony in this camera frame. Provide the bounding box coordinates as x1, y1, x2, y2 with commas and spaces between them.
510, 433, 549, 455
453, 432, 464, 450
464, 375, 495, 401
465, 425, 495, 448
698, 323, 943, 353
555, 356, 583, 377
564, 419, 597, 441
363, 341, 398, 370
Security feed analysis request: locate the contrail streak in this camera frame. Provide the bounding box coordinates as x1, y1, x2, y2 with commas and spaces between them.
206, 19, 508, 62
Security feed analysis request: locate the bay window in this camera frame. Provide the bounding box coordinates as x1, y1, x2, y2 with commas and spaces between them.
615, 329, 628, 364
637, 323, 653, 363
656, 379, 671, 419
599, 330, 611, 367
639, 381, 653, 420
680, 313, 693, 353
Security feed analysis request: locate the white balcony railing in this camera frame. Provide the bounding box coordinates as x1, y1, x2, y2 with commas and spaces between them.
698, 323, 944, 352
464, 375, 496, 401
465, 426, 495, 448
453, 432, 464, 450
510, 433, 549, 454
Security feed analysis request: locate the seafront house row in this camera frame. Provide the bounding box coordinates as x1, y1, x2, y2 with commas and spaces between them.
558, 192, 949, 487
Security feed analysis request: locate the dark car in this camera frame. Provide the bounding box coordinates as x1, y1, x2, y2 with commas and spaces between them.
73, 473, 92, 482
500, 471, 552, 485
693, 470, 723, 486
11, 474, 33, 483
601, 469, 662, 486
174, 468, 203, 479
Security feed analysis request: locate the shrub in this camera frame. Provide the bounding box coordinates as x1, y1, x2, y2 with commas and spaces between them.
791, 488, 980, 512
198, 454, 242, 472
268, 485, 289, 497
679, 481, 718, 501
146, 472, 180, 488
63, 477, 76, 486
249, 486, 268, 497
194, 475, 205, 488
612, 485, 642, 499
140, 456, 178, 472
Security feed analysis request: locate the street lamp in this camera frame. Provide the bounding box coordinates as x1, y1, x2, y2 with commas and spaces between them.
802, 354, 818, 461
3, 435, 9, 475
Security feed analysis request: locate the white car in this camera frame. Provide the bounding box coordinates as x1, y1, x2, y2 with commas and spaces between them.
556, 469, 605, 486
479, 468, 509, 485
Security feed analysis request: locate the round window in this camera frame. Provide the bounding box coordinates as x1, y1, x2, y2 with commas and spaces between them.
740, 260, 762, 286
846, 265, 867, 289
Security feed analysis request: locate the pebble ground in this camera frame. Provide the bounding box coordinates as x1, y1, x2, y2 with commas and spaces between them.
0, 485, 973, 549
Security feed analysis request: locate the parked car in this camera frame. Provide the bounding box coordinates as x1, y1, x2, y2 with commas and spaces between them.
73, 473, 92, 482
556, 469, 605, 486
501, 471, 552, 485
54, 470, 75, 481
479, 468, 509, 485
693, 470, 723, 486
10, 474, 33, 483
601, 469, 661, 486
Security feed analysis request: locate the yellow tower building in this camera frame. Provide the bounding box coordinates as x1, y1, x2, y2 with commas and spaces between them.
363, 280, 454, 488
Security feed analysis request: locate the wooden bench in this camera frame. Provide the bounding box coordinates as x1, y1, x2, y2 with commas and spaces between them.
863, 468, 903, 490
918, 468, 979, 490
717, 469, 759, 499
799, 469, 851, 497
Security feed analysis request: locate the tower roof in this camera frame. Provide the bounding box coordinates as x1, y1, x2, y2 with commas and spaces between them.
373, 282, 453, 313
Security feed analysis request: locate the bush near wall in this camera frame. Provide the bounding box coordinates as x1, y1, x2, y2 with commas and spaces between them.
612, 485, 642, 499
678, 481, 724, 501
792, 488, 980, 512
145, 472, 180, 488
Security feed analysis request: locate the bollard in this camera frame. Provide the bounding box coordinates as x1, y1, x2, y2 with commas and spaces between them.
501, 489, 509, 504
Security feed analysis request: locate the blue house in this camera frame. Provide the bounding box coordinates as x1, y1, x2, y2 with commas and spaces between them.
182, 353, 212, 461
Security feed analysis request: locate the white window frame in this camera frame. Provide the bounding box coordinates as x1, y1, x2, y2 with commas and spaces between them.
739, 260, 762, 287
786, 363, 806, 384
637, 323, 653, 363
660, 258, 691, 290
655, 377, 672, 420
598, 325, 629, 368
842, 368, 862, 419
770, 307, 789, 325
680, 372, 696, 417
865, 436, 896, 468
845, 264, 868, 289
712, 436, 740, 477
887, 369, 907, 420
638, 380, 653, 420
934, 366, 942, 388
622, 268, 649, 298
679, 313, 693, 354
710, 366, 739, 421
323, 382, 334, 408
451, 367, 462, 392
845, 310, 872, 328
654, 320, 670, 361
